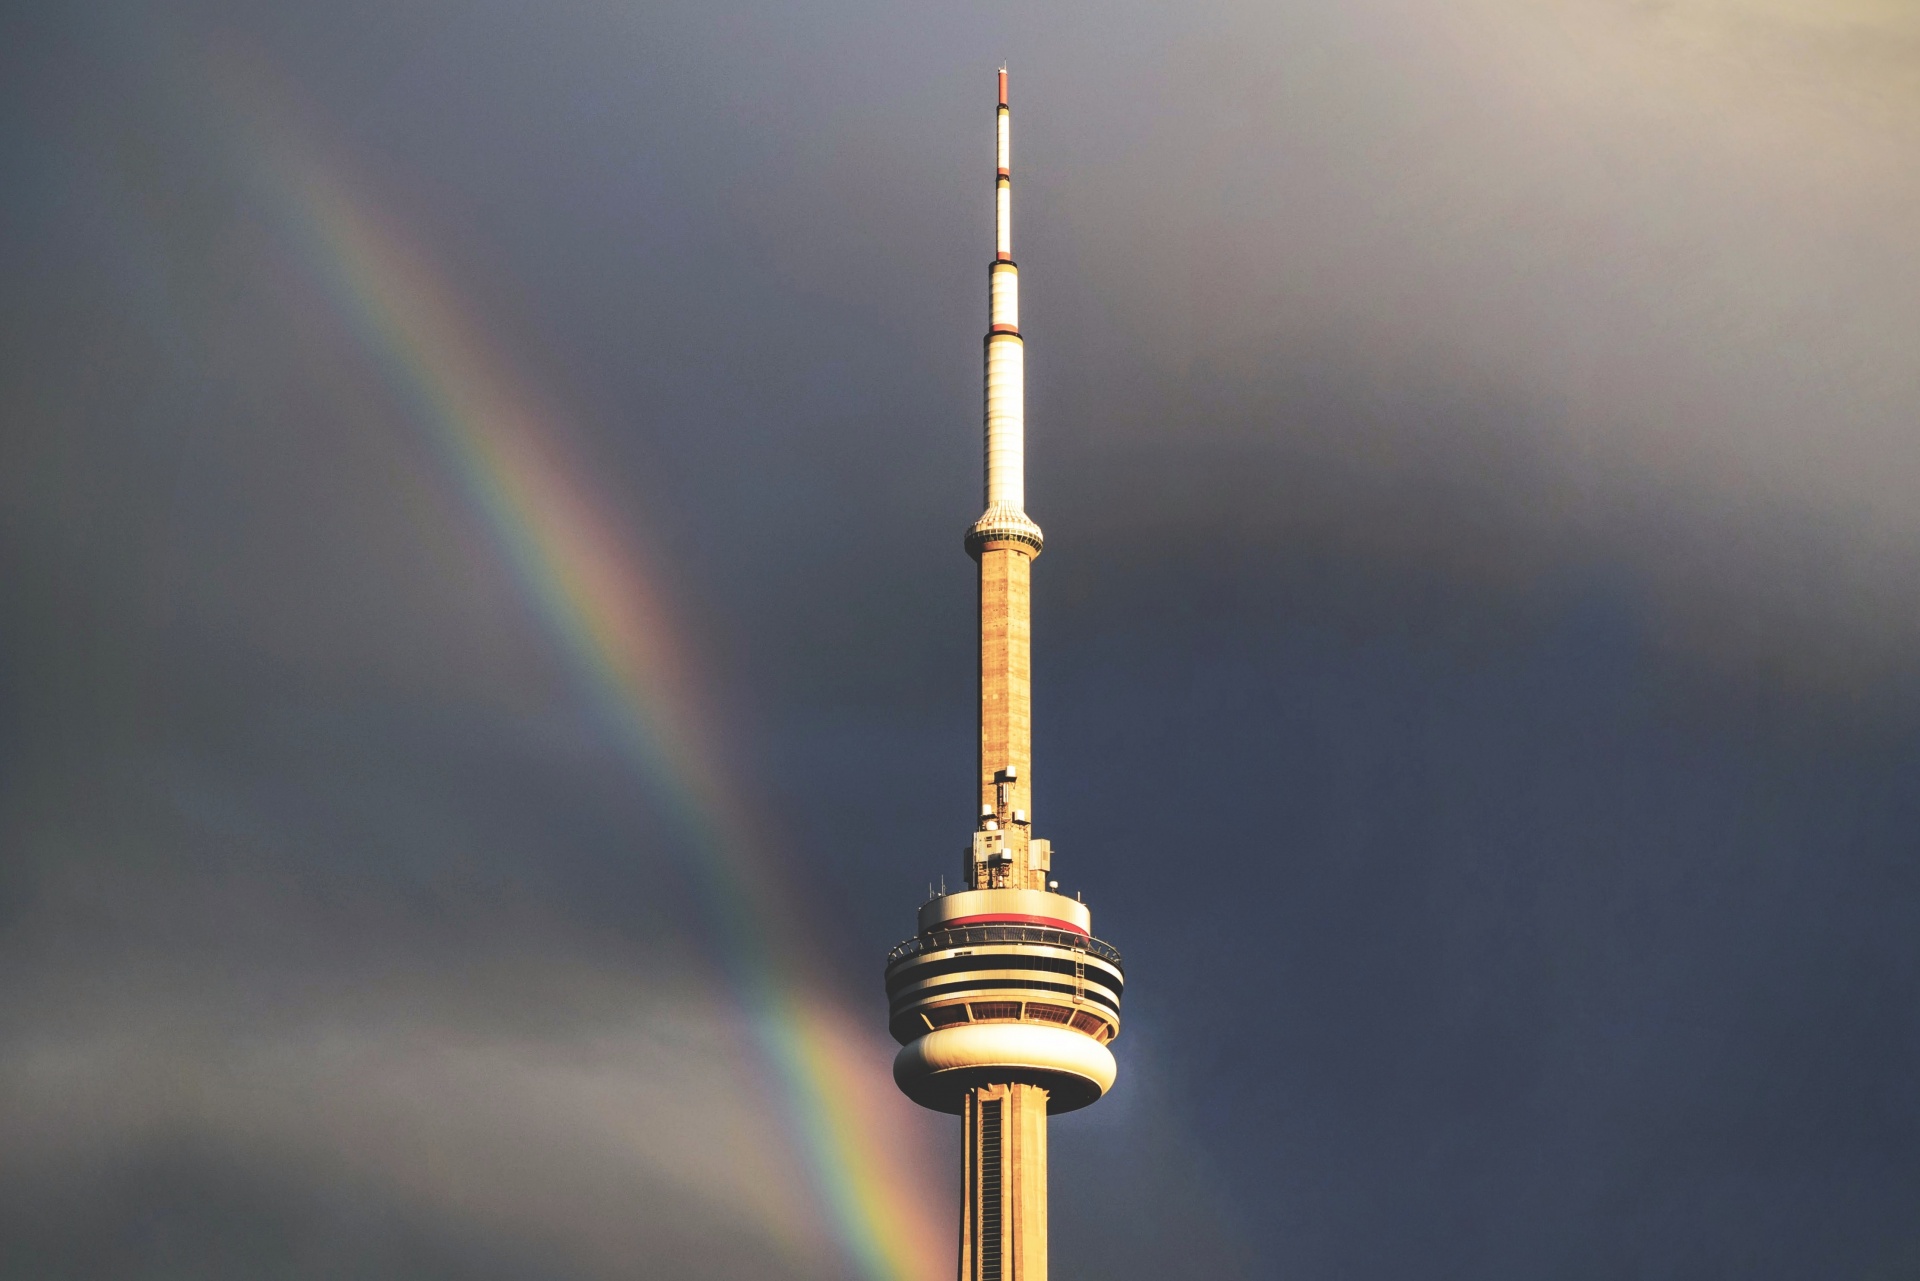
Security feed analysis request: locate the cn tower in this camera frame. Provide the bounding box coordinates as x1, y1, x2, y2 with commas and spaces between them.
886, 69, 1124, 1281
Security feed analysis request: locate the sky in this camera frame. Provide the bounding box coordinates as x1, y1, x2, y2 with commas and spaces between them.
4, 1, 1920, 1277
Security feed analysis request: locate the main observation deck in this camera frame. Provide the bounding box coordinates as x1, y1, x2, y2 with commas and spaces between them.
886, 888, 1124, 1113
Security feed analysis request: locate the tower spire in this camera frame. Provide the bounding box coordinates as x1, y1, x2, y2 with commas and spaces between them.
979, 71, 1032, 527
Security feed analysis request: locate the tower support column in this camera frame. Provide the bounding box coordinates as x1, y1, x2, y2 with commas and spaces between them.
960, 1083, 1049, 1281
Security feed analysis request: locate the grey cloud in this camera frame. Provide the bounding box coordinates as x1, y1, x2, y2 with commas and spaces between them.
1, 986, 836, 1279
6, 1, 1920, 1276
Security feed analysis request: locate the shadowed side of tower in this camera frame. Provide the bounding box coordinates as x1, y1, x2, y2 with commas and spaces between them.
886, 69, 1123, 1281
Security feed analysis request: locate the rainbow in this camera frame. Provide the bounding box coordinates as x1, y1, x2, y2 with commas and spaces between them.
233, 105, 943, 1281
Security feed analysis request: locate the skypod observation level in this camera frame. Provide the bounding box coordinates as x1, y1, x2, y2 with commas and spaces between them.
886, 70, 1123, 1281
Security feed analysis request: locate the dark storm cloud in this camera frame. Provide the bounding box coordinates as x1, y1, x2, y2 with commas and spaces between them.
1024, 0, 1920, 695
5, 0, 1920, 1276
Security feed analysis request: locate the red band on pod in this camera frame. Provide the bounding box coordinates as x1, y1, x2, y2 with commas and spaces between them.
941, 913, 1089, 936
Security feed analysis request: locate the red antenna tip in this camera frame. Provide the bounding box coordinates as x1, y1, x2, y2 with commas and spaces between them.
998, 68, 1008, 107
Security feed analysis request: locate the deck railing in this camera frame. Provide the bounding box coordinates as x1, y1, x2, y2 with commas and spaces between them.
887, 924, 1123, 969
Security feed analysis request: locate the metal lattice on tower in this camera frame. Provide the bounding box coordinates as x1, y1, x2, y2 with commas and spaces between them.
887, 69, 1123, 1281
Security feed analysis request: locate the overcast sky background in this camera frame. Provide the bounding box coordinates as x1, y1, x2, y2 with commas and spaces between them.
6, 1, 1920, 1277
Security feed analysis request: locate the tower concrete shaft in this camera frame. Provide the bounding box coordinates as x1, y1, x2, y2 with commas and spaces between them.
960, 1083, 1049, 1281
977, 545, 1033, 884
889, 69, 1121, 1281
